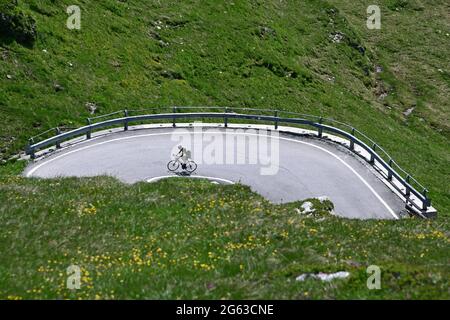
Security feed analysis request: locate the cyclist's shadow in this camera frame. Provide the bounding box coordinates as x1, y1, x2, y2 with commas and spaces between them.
174, 171, 191, 177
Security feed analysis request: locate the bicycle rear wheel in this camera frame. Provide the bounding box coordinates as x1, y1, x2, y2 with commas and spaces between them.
167, 160, 179, 172
185, 161, 197, 173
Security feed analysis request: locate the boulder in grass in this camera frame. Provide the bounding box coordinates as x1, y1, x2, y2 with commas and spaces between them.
296, 271, 350, 282
85, 102, 98, 115
296, 197, 335, 216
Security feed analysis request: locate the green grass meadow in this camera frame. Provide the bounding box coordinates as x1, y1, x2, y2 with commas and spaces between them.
0, 175, 448, 299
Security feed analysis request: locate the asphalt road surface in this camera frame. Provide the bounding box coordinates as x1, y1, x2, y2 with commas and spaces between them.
24, 127, 405, 219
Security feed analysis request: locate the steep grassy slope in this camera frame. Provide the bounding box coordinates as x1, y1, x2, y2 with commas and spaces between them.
0, 0, 448, 213
329, 0, 450, 132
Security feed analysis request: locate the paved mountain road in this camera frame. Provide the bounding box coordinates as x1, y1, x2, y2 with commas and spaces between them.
24, 127, 405, 219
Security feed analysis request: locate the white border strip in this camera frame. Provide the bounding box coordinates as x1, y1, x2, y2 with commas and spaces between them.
147, 175, 235, 184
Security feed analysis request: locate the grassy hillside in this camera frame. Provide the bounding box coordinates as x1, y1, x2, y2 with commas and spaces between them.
0, 166, 448, 299
0, 0, 449, 299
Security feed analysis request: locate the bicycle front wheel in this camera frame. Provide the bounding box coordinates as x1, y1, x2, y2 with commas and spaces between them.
167, 160, 179, 172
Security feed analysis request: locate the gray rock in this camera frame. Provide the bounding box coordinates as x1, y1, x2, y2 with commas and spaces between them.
85, 102, 98, 114
299, 201, 315, 214
158, 40, 170, 47
330, 32, 345, 43
296, 271, 350, 282
54, 83, 64, 92
402, 107, 415, 117
259, 26, 276, 38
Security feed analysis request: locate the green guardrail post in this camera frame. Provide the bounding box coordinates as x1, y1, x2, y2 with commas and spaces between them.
387, 159, 393, 180
349, 128, 355, 150
224, 107, 228, 128
55, 127, 61, 149
28, 138, 35, 159
422, 189, 430, 210
370, 144, 376, 164
274, 111, 278, 130
318, 117, 323, 138
172, 107, 177, 127
405, 175, 411, 198
86, 118, 92, 139
124, 109, 129, 131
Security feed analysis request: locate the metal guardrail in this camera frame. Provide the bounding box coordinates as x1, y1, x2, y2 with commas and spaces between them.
25, 107, 432, 214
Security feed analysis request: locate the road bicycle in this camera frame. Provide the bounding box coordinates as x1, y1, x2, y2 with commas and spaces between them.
167, 156, 197, 173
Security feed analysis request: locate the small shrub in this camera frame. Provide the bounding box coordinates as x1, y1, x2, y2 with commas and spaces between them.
0, 0, 37, 47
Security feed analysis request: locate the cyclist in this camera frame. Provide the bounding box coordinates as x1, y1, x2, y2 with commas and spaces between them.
175, 145, 190, 170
